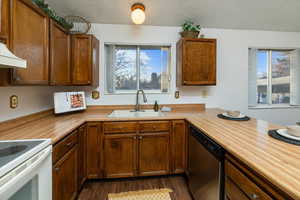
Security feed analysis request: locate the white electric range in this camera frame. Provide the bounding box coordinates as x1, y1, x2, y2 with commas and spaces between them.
0, 139, 52, 200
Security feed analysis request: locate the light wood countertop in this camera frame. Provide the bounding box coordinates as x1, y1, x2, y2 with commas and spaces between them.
0, 108, 299, 199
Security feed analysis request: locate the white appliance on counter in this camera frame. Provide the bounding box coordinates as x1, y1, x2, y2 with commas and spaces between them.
0, 139, 52, 200
54, 91, 87, 114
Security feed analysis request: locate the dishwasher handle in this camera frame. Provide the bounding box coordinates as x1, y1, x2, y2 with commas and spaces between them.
190, 126, 225, 161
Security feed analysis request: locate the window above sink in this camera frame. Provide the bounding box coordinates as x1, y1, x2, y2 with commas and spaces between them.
105, 44, 171, 94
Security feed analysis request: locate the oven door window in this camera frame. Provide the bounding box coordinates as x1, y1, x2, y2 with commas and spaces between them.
9, 175, 38, 200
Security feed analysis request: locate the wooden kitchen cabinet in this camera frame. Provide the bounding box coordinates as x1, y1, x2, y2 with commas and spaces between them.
10, 0, 49, 85
0, 0, 9, 42
138, 132, 170, 176
225, 155, 291, 200
172, 120, 187, 174
103, 134, 137, 178
53, 145, 78, 200
77, 124, 87, 190
86, 122, 102, 178
71, 34, 99, 86
49, 19, 71, 85
176, 38, 216, 86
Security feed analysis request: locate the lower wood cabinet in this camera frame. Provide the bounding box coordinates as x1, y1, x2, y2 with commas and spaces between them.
225, 155, 291, 200
86, 122, 102, 178
53, 145, 78, 200
172, 120, 187, 173
138, 133, 170, 176
103, 134, 137, 178
77, 124, 87, 190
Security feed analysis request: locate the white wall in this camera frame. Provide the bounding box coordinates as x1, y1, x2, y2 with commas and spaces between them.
87, 24, 300, 125
1, 24, 300, 125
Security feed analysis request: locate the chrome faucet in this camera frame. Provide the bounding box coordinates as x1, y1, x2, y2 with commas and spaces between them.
135, 90, 147, 112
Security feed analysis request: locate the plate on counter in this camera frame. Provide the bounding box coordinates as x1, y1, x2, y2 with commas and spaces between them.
222, 113, 246, 119
276, 129, 300, 141
217, 113, 250, 121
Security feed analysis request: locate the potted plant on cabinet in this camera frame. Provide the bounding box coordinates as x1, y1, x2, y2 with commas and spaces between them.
180, 20, 201, 38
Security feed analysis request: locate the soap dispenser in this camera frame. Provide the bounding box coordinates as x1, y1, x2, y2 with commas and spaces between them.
153, 101, 159, 112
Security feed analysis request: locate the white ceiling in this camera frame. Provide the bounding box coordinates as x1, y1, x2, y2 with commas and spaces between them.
47, 0, 300, 32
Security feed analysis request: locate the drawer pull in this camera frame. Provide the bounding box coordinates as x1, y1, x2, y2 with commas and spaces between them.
55, 167, 60, 171
66, 142, 73, 147
250, 194, 259, 199
152, 126, 156, 129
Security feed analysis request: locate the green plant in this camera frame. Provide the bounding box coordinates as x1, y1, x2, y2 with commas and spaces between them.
32, 0, 73, 30
182, 20, 201, 32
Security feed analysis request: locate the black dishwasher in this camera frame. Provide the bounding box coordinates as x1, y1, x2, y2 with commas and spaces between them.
188, 125, 225, 200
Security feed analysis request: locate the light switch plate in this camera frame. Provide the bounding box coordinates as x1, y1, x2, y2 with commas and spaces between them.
10, 95, 18, 109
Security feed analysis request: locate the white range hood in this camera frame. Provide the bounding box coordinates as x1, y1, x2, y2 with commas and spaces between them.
0, 42, 26, 68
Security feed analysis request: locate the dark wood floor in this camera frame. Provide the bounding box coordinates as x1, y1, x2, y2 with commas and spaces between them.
77, 175, 193, 200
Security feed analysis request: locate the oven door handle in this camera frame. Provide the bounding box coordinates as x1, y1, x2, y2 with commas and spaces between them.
0, 146, 52, 199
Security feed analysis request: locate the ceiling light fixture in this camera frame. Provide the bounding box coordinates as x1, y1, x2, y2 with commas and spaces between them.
131, 3, 145, 25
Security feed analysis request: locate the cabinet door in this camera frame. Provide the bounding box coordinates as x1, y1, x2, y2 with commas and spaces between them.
138, 133, 170, 176
49, 20, 71, 85
71, 35, 92, 85
103, 134, 137, 178
182, 39, 216, 85
53, 146, 78, 200
86, 122, 102, 178
78, 125, 87, 190
10, 0, 49, 85
172, 120, 187, 173
0, 0, 9, 42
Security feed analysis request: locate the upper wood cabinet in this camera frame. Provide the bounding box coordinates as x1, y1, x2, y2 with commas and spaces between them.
49, 20, 71, 86
10, 0, 49, 85
71, 34, 99, 86
177, 38, 216, 86
0, 0, 9, 42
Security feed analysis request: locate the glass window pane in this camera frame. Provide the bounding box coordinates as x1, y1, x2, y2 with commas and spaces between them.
114, 46, 137, 91
139, 47, 169, 91
256, 50, 269, 104
271, 51, 291, 104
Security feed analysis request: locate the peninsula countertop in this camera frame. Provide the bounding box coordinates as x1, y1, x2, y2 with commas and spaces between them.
0, 108, 299, 199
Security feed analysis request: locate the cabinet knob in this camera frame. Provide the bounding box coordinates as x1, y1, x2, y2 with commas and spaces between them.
133, 136, 137, 140
55, 167, 60, 171
139, 136, 143, 140
66, 142, 72, 147
250, 194, 259, 199
152, 126, 156, 129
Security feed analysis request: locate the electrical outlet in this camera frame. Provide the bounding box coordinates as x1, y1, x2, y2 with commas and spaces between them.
175, 91, 180, 99
10, 95, 18, 109
91, 90, 100, 99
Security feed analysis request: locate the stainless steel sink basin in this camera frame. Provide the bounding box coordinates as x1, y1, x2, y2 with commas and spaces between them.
108, 109, 165, 118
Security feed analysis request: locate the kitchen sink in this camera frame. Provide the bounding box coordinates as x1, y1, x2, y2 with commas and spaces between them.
108, 109, 165, 118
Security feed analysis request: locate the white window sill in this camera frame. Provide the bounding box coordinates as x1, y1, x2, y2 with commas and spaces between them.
248, 104, 300, 109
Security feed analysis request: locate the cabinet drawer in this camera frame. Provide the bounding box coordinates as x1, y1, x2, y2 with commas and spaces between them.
53, 130, 78, 164
225, 160, 272, 200
139, 121, 170, 133
103, 122, 138, 134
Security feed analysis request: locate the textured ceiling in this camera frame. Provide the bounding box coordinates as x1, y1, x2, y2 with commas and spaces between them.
46, 0, 300, 32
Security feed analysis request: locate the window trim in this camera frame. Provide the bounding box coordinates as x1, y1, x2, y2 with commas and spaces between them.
104, 43, 172, 94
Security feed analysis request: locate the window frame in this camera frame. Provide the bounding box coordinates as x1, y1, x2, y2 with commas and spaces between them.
249, 48, 296, 108
104, 43, 171, 94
